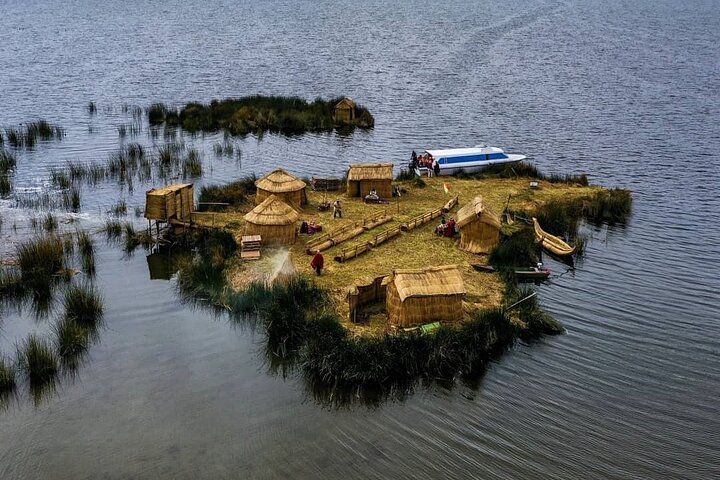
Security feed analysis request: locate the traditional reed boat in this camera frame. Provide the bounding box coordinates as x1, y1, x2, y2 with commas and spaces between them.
532, 217, 577, 257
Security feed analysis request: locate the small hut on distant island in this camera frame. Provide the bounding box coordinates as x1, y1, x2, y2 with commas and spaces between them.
455, 197, 501, 253
243, 195, 299, 245
334, 98, 356, 123
346, 163, 393, 199
255, 168, 307, 209
386, 265, 466, 327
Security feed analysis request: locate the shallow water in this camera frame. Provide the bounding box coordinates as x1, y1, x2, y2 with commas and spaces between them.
1, 0, 719, 478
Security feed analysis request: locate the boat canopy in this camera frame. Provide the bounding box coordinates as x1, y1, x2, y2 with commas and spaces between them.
425, 146, 509, 164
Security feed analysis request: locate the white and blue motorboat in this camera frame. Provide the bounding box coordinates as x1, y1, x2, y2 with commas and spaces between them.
414, 144, 526, 176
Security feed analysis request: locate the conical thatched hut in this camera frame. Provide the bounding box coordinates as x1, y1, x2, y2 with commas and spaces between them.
347, 163, 393, 198
386, 265, 466, 327
455, 197, 501, 253
243, 195, 299, 245
255, 168, 307, 209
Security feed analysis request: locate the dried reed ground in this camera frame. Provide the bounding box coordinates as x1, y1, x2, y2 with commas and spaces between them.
190, 176, 602, 336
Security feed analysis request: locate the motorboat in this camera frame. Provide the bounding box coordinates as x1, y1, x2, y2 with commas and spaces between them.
413, 144, 526, 176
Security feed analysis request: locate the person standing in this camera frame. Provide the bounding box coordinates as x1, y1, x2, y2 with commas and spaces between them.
433, 159, 440, 177
333, 199, 342, 218
310, 250, 324, 275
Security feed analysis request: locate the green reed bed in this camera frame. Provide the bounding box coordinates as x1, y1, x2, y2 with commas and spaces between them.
63, 283, 103, 327
110, 200, 127, 216
4, 120, 63, 149
76, 230, 95, 274
197, 175, 257, 211
16, 334, 59, 383
182, 148, 202, 177
17, 235, 66, 279
149, 95, 374, 135
0, 176, 11, 198
0, 149, 16, 173
0, 355, 17, 392
42, 212, 58, 232
53, 317, 92, 363
455, 162, 589, 186
103, 219, 123, 239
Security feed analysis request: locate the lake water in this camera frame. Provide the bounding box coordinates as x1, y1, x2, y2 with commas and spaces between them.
1, 0, 719, 478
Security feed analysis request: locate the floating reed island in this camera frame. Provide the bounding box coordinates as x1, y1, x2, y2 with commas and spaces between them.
157, 163, 631, 391
147, 95, 374, 135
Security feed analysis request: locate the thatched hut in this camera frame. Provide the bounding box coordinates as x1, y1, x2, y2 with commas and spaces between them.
255, 168, 307, 209
334, 98, 356, 123
243, 195, 299, 245
455, 197, 501, 253
346, 163, 393, 198
386, 265, 466, 327
144, 183, 194, 223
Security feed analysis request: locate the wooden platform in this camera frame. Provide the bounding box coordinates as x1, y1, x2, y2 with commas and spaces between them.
241, 235, 262, 261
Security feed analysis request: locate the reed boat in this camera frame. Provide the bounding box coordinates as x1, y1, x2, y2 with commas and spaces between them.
532, 217, 577, 257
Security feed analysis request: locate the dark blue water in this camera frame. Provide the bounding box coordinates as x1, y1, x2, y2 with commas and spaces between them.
1, 0, 719, 478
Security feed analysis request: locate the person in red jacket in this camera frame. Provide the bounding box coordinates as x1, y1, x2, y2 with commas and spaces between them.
310, 250, 324, 275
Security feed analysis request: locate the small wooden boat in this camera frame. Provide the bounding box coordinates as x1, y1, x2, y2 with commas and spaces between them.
471, 264, 496, 273
532, 217, 577, 257
514, 265, 551, 281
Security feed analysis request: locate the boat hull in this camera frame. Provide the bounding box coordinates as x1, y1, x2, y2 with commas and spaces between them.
532, 217, 577, 256
417, 156, 524, 176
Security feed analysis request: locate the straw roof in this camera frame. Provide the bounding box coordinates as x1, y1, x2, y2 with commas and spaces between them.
244, 195, 299, 226
335, 97, 356, 109
146, 183, 192, 197
347, 163, 393, 181
455, 196, 501, 229
255, 168, 307, 193
390, 265, 466, 302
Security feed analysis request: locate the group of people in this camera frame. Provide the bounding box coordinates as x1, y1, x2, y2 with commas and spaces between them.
435, 216, 456, 238
300, 220, 322, 234
410, 150, 441, 177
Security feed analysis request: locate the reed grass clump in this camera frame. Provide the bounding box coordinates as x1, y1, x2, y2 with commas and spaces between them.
61, 186, 81, 211
182, 148, 202, 177
104, 219, 123, 239
0, 176, 11, 197
457, 162, 589, 186
0, 149, 16, 173
198, 174, 257, 211
489, 227, 539, 268
42, 213, 58, 232
54, 317, 91, 360
5, 120, 63, 149
0, 356, 16, 393
110, 200, 127, 216
395, 168, 416, 181
76, 230, 95, 274
63, 284, 103, 327
17, 236, 66, 279
17, 334, 59, 382
87, 102, 97, 114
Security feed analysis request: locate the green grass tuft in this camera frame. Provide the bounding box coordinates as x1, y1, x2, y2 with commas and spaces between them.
17, 335, 59, 382
63, 284, 104, 327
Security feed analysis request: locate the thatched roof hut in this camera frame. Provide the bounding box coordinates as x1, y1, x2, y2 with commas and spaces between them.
347, 163, 393, 198
144, 183, 193, 223
335, 97, 356, 123
255, 168, 307, 209
386, 265, 465, 327
243, 195, 299, 245
455, 197, 501, 253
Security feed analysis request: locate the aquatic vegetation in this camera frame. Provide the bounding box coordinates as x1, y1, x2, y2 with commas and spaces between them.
488, 227, 540, 268
150, 96, 374, 136
0, 356, 16, 393
110, 200, 127, 216
53, 317, 91, 361
457, 162, 590, 186
76, 230, 95, 274
4, 120, 63, 149
17, 235, 66, 279
87, 101, 97, 114
63, 284, 103, 327
395, 168, 416, 181
0, 148, 16, 173
61, 186, 82, 211
17, 335, 59, 383
0, 176, 11, 197
182, 148, 202, 178
197, 174, 257, 211
103, 219, 123, 239
42, 213, 58, 232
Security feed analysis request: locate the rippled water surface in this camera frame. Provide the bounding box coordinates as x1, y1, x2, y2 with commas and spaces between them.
1, 0, 719, 478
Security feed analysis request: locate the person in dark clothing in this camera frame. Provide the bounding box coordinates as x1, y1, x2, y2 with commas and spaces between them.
310, 250, 324, 275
